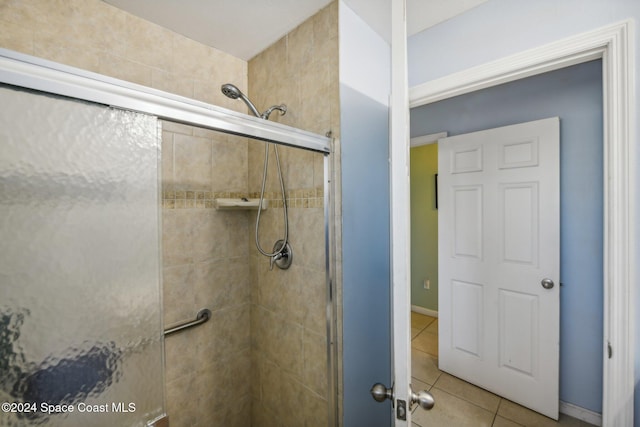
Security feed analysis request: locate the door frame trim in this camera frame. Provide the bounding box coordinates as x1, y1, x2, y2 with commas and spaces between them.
390, 0, 412, 425
409, 20, 635, 425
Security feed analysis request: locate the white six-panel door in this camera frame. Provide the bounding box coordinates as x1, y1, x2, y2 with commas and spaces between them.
438, 118, 560, 419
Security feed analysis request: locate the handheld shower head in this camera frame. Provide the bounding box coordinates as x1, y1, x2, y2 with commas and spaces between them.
220, 83, 260, 117
220, 83, 288, 120
221, 83, 241, 99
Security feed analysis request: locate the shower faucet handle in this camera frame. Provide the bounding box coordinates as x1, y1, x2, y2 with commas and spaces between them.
269, 240, 293, 270
269, 252, 283, 270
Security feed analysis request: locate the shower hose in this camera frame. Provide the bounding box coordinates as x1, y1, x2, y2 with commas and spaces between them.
254, 141, 288, 258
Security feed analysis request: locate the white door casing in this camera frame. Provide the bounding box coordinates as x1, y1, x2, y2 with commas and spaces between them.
438, 118, 560, 419
390, 0, 412, 424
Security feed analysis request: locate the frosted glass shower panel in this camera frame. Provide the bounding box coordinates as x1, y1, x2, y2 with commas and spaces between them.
0, 85, 164, 426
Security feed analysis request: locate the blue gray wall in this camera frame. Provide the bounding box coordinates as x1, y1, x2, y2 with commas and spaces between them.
410, 60, 603, 412
339, 2, 392, 425
341, 84, 391, 425
408, 0, 640, 88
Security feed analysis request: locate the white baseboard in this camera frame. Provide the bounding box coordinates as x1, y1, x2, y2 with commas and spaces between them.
559, 401, 601, 426
411, 305, 438, 318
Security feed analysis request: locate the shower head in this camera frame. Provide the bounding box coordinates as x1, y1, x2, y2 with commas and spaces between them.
261, 104, 287, 120
221, 83, 241, 99
221, 83, 287, 120
220, 83, 261, 118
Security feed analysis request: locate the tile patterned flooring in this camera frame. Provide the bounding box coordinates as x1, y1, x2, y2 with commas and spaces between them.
410, 312, 597, 427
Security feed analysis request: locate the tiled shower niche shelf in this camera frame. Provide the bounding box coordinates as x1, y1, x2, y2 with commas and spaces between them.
214, 198, 268, 210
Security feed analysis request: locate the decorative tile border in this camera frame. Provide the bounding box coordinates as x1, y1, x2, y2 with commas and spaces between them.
162, 188, 324, 209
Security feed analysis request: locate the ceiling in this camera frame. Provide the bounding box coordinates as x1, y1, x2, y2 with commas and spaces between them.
103, 0, 487, 61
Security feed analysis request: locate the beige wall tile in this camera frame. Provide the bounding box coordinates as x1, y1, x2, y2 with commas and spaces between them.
173, 133, 212, 190
164, 327, 200, 383
33, 38, 101, 74
288, 207, 326, 270
124, 13, 174, 70
31, 0, 104, 50
314, 150, 327, 190
192, 78, 220, 106
200, 351, 251, 426
201, 304, 250, 358
0, 19, 33, 54
93, 2, 129, 58
287, 16, 315, 72
284, 146, 315, 189
0, 0, 46, 28
162, 209, 194, 266
193, 258, 250, 311
211, 138, 248, 192
162, 121, 194, 136
301, 268, 327, 336
303, 387, 330, 426
193, 127, 227, 140
152, 69, 194, 98
172, 34, 213, 80
188, 210, 226, 261
162, 264, 196, 325
259, 359, 286, 419
256, 263, 304, 325
314, 0, 339, 41
165, 374, 200, 426
248, 37, 286, 97
303, 330, 329, 396
98, 53, 153, 87
160, 131, 174, 189
214, 211, 249, 259
247, 139, 265, 191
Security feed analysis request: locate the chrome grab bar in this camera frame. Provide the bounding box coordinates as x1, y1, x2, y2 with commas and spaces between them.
164, 308, 211, 336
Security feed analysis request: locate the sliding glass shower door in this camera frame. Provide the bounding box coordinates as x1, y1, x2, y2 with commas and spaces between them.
0, 85, 165, 427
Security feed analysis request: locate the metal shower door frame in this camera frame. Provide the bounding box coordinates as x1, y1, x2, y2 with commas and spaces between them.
0, 48, 339, 427
0, 49, 331, 154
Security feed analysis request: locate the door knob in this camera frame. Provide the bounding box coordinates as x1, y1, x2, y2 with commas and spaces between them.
541, 278, 554, 289
410, 389, 435, 410
370, 383, 393, 402
371, 383, 435, 408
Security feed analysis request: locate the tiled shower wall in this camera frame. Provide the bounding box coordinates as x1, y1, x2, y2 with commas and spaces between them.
248, 2, 340, 425
0, 0, 248, 110
161, 122, 252, 427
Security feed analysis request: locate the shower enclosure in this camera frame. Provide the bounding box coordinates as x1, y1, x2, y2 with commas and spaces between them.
0, 50, 336, 427
161, 120, 333, 426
